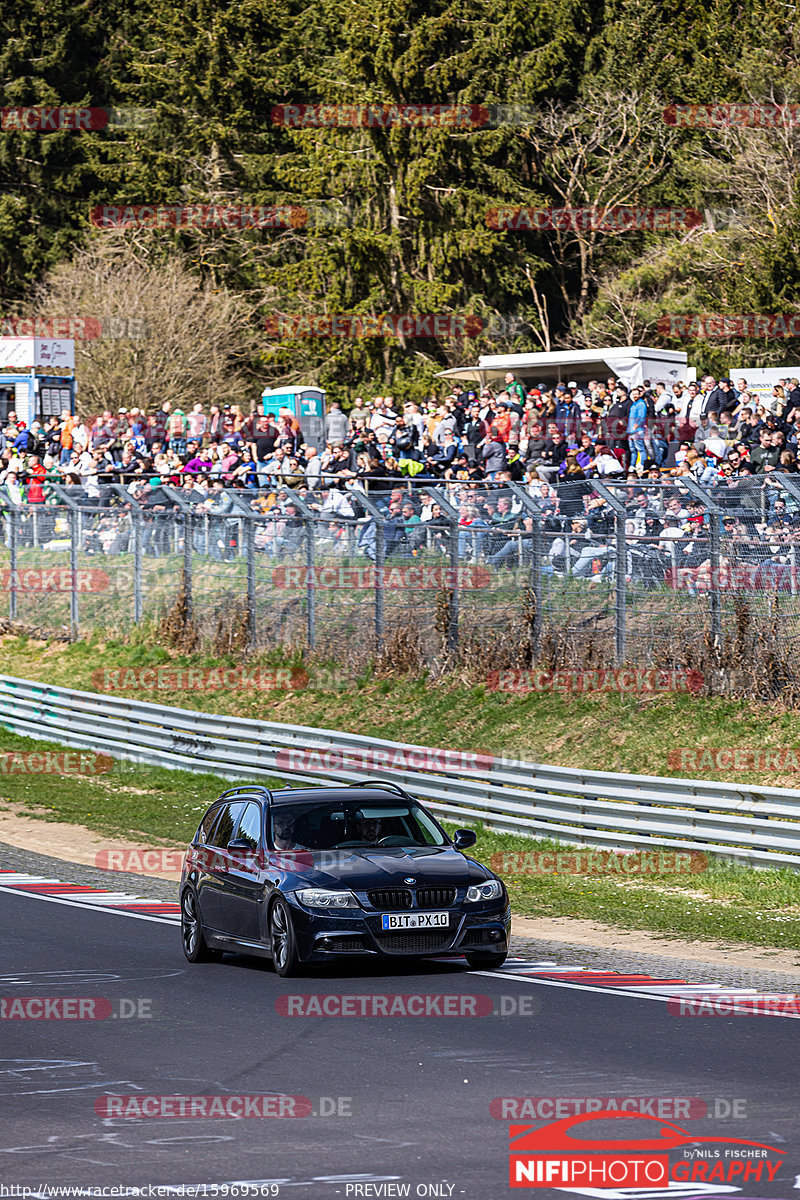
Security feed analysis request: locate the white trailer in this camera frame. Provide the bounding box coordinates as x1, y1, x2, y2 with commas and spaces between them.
436, 345, 694, 391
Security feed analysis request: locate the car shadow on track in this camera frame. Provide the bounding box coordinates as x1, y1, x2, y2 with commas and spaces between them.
214, 952, 472, 980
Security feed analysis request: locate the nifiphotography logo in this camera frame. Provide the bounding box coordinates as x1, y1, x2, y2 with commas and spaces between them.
507, 1111, 784, 1188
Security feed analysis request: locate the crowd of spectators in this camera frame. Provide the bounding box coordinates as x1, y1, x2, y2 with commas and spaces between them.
2, 372, 799, 502
0, 375, 799, 586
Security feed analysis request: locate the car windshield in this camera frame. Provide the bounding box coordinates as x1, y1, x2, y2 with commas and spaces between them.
269, 801, 447, 851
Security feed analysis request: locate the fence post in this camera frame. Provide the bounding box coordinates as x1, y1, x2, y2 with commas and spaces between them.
305, 514, 316, 650
183, 511, 193, 623
614, 510, 626, 664
531, 513, 543, 659
374, 517, 385, 651
430, 488, 460, 654
278, 491, 319, 652
69, 507, 79, 640
8, 507, 18, 620
351, 493, 387, 652
681, 475, 724, 654
505, 482, 546, 664
245, 513, 256, 647
447, 516, 459, 653
709, 513, 722, 650
587, 480, 628, 665
133, 510, 143, 623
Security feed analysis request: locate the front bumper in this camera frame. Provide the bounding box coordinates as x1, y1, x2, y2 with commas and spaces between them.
284, 894, 511, 961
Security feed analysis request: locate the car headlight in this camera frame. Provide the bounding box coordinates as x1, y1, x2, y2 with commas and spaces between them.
295, 888, 360, 909
465, 880, 504, 903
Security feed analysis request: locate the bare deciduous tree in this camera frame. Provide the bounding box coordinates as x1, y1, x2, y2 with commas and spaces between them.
523, 90, 679, 331
22, 235, 260, 414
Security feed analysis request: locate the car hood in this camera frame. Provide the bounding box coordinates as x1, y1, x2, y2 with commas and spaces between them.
274, 845, 487, 890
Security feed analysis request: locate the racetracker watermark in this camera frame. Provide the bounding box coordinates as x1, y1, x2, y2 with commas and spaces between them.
486, 207, 704, 232
96, 848, 185, 875
90, 667, 310, 692
664, 102, 800, 127
1, 106, 153, 132
669, 993, 800, 1016
491, 1097, 744, 1119
490, 850, 708, 876
0, 752, 112, 776
1, 569, 110, 593
94, 1095, 312, 1118
0, 997, 152, 1019
90, 204, 306, 230
100, 845, 301, 876
668, 747, 800, 772
274, 746, 493, 774
272, 565, 491, 589
276, 994, 538, 1017
264, 313, 484, 338
480, 314, 532, 338
486, 667, 704, 694
270, 103, 538, 129
0, 317, 150, 340
665, 563, 791, 592
657, 313, 800, 338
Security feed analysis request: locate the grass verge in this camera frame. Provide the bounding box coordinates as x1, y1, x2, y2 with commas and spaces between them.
2, 632, 800, 787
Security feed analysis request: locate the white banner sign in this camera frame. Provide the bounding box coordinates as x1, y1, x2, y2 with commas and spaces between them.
0, 337, 74, 372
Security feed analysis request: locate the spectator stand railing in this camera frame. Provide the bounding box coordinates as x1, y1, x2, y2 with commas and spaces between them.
2, 475, 800, 669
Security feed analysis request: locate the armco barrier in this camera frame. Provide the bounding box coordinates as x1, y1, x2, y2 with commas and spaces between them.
1, 674, 800, 868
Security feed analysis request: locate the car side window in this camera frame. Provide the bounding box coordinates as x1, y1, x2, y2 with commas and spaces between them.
196, 804, 222, 845
234, 802, 263, 851
207, 802, 245, 849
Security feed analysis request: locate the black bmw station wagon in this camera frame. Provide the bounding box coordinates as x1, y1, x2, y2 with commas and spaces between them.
180, 780, 510, 976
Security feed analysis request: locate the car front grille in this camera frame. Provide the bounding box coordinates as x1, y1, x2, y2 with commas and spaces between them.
368, 889, 413, 910
376, 930, 455, 954
416, 887, 456, 908
367, 887, 457, 910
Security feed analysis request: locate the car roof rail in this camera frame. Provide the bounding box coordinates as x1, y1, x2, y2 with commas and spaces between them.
219, 784, 274, 802
348, 779, 414, 801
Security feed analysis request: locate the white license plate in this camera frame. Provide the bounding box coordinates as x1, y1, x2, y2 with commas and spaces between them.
381, 911, 449, 930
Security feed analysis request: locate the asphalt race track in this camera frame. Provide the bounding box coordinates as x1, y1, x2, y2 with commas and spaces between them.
1, 884, 799, 1198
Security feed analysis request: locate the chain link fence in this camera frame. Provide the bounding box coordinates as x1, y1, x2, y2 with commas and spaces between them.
3, 475, 800, 685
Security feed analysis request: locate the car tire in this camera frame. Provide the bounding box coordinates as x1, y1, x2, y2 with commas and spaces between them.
465, 950, 508, 970
269, 896, 302, 977
181, 889, 222, 963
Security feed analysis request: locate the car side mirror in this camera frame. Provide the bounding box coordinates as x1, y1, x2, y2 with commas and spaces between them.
227, 837, 255, 851
453, 829, 477, 850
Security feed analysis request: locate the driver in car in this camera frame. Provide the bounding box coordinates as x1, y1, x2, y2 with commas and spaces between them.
272, 812, 305, 851
355, 814, 383, 844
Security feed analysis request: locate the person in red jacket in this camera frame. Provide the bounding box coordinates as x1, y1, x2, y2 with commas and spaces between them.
24, 455, 46, 503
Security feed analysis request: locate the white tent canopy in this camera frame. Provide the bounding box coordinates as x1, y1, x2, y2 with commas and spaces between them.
436, 345, 693, 390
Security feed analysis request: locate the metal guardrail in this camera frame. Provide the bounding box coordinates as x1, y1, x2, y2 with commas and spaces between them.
1, 673, 799, 869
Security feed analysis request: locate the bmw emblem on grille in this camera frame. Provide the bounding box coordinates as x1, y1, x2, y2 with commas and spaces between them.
404, 877, 416, 884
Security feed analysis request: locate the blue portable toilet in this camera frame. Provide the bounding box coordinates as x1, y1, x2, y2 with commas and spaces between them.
261, 385, 327, 449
